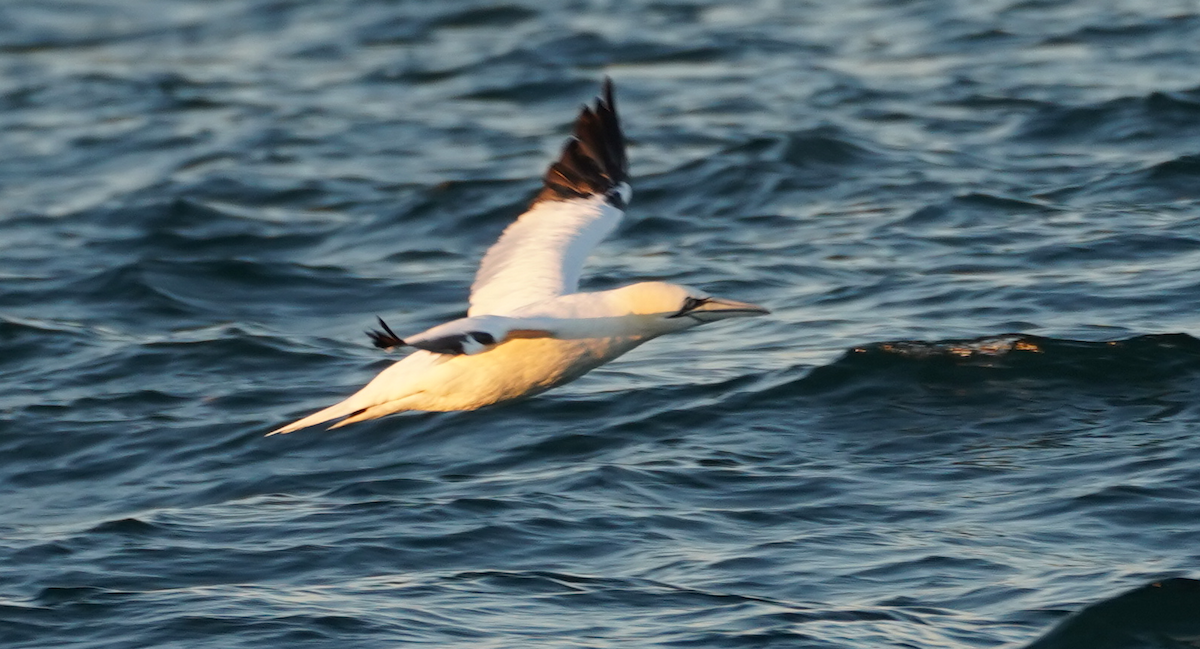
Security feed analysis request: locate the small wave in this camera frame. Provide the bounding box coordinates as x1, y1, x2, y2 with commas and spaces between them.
94, 197, 330, 256
708, 126, 882, 170
1068, 153, 1200, 202
742, 333, 1200, 411
813, 333, 1200, 384
469, 32, 729, 76
893, 192, 1059, 228
1145, 154, 1200, 192
0, 318, 91, 369
458, 79, 607, 103
64, 257, 433, 323
1040, 14, 1200, 46
357, 5, 538, 47
1016, 91, 1200, 143
632, 126, 885, 218
86, 517, 162, 536
69, 261, 198, 320
431, 6, 538, 29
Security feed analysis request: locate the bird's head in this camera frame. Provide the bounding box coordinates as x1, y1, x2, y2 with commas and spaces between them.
614, 281, 769, 329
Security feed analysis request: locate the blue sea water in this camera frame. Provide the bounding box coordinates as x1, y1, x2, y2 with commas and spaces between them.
2, 0, 1200, 646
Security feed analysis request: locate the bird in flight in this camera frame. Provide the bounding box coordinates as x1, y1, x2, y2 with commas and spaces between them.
268, 79, 768, 435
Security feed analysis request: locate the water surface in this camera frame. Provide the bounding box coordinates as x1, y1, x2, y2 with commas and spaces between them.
2, 1, 1200, 647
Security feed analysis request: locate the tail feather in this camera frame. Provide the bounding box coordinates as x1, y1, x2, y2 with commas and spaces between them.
267, 392, 423, 436
326, 397, 418, 429
267, 397, 371, 436
266, 346, 445, 436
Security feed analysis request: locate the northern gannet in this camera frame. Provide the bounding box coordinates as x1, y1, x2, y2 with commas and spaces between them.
268, 80, 768, 435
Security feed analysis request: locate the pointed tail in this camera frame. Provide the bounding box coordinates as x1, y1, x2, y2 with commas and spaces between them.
266, 383, 424, 436
267, 330, 447, 436
266, 396, 372, 436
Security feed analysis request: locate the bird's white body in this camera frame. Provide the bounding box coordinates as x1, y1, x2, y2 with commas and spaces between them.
268, 81, 767, 435
272, 283, 706, 433
317, 337, 642, 421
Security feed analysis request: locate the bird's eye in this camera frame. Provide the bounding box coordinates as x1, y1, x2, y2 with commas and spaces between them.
668, 297, 710, 318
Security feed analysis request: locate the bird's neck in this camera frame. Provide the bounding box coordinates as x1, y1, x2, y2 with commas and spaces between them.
509, 290, 691, 340
539, 313, 673, 340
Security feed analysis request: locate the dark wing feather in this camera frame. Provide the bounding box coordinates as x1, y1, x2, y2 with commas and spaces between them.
533, 77, 629, 208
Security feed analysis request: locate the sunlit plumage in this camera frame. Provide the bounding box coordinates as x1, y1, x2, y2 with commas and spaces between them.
269, 80, 767, 435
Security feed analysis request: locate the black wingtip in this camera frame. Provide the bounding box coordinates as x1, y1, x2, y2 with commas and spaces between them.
533, 79, 629, 208
367, 316, 405, 350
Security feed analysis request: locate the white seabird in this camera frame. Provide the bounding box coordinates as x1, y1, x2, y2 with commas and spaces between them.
268, 80, 768, 435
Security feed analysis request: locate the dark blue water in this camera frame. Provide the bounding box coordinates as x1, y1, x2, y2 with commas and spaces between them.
3, 1, 1200, 647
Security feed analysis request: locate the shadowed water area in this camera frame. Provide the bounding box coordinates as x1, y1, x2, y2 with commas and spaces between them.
2, 1, 1200, 647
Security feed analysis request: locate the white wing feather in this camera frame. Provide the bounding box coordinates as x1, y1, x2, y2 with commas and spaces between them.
468, 194, 625, 316
468, 78, 628, 316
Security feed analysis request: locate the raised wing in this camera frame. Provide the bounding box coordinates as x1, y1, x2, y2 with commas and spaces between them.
468, 79, 630, 316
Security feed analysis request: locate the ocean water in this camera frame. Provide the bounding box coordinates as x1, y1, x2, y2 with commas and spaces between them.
2, 0, 1200, 647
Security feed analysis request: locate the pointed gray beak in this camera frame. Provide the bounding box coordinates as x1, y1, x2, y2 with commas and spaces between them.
671, 297, 770, 322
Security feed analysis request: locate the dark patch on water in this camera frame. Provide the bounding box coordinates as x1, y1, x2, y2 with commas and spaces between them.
1024, 578, 1200, 649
